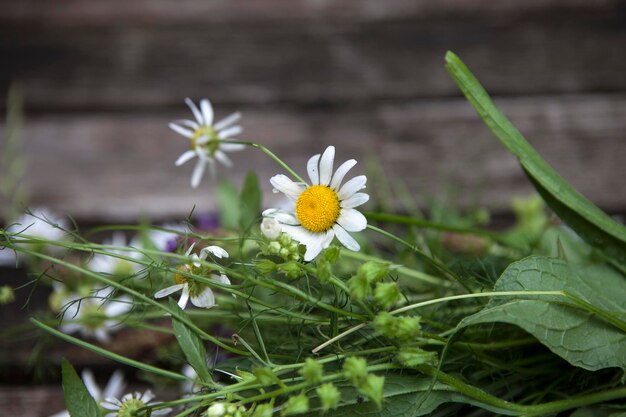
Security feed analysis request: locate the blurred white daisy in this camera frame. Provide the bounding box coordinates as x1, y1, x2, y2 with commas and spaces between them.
59, 286, 133, 343
87, 233, 142, 276
264, 146, 369, 261
101, 390, 171, 417
170, 98, 245, 188
49, 369, 125, 417
131, 223, 189, 253
1, 208, 68, 265
154, 244, 230, 309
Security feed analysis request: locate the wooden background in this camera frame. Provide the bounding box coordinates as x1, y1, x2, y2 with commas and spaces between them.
1, 0, 625, 222
1, 2, 626, 415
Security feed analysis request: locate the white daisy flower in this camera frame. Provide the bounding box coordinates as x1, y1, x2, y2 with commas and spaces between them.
101, 390, 171, 417
49, 369, 125, 417
265, 146, 369, 261
2, 208, 68, 265
87, 233, 142, 276
170, 98, 245, 188
59, 286, 133, 343
154, 244, 230, 309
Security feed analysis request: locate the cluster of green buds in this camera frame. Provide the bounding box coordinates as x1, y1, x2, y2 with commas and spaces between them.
342, 357, 384, 408
373, 312, 437, 367
206, 402, 248, 417
347, 261, 403, 309
260, 218, 301, 262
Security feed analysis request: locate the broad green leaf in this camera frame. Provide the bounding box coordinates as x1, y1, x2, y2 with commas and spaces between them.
458, 256, 626, 371
169, 299, 212, 384
216, 178, 240, 229
302, 374, 517, 417
61, 358, 99, 417
239, 171, 262, 232
445, 51, 626, 265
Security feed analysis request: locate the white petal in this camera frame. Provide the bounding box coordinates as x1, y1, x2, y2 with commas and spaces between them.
190, 158, 206, 188
213, 273, 230, 286
49, 411, 70, 417
341, 192, 369, 209
172, 119, 199, 130
330, 159, 357, 191
214, 112, 241, 131
185, 98, 204, 125
200, 99, 214, 126
281, 225, 328, 262
105, 299, 132, 317
101, 398, 121, 410
190, 253, 202, 268
219, 143, 246, 152
333, 224, 360, 251
190, 287, 216, 308
140, 390, 155, 404
178, 285, 190, 309
217, 125, 242, 139
168, 122, 194, 138
82, 369, 102, 400
270, 175, 304, 200
185, 243, 196, 257
154, 284, 184, 299
303, 234, 329, 261
318, 146, 335, 186
94, 328, 110, 343
195, 135, 210, 145
337, 208, 367, 232
103, 370, 125, 399
265, 209, 299, 226
214, 150, 233, 167
175, 150, 196, 166
152, 409, 173, 416
337, 175, 367, 200
307, 154, 321, 185
201, 246, 229, 259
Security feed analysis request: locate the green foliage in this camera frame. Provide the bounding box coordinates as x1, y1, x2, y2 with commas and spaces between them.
446, 51, 626, 265
240, 171, 262, 232
169, 299, 212, 384
61, 359, 99, 417
458, 256, 626, 371
216, 178, 240, 229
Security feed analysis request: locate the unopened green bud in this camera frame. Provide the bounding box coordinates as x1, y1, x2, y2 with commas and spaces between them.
278, 233, 293, 247
316, 383, 340, 412
0, 286, 14, 305
397, 346, 437, 368
395, 316, 421, 340
255, 259, 277, 274
374, 282, 402, 309
252, 403, 274, 417
359, 261, 390, 283
267, 241, 282, 255
281, 392, 309, 416
358, 375, 384, 408
279, 248, 290, 258
343, 357, 368, 387
278, 261, 302, 278
316, 260, 332, 284
254, 367, 278, 386
235, 369, 256, 382
323, 246, 341, 264
348, 273, 371, 300
224, 404, 246, 417
372, 312, 396, 339
206, 403, 226, 417
299, 358, 323, 385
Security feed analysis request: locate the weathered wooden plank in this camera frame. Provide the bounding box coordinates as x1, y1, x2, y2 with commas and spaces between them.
1, 94, 624, 221
1, 9, 625, 109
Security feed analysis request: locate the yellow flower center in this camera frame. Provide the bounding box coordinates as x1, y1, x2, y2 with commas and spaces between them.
191, 127, 219, 155
296, 185, 341, 233
175, 265, 191, 285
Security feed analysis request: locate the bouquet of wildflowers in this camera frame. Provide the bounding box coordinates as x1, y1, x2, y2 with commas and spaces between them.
2, 52, 625, 417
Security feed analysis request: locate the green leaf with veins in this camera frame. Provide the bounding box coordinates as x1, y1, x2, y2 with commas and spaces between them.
458, 256, 626, 371
61, 358, 99, 417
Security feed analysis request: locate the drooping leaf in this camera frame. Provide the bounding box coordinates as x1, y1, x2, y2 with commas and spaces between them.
216, 178, 240, 230
169, 299, 212, 384
445, 51, 626, 265
239, 171, 262, 232
302, 374, 517, 417
61, 358, 99, 417
458, 256, 626, 371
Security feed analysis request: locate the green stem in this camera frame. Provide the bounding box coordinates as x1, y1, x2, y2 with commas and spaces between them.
222, 140, 305, 183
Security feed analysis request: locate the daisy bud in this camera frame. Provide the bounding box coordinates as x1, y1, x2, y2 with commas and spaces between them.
267, 241, 282, 255
397, 346, 437, 368
316, 383, 340, 411
343, 357, 368, 387
252, 403, 274, 417
277, 261, 302, 278
395, 316, 422, 340
207, 402, 226, 417
359, 261, 390, 283
254, 259, 277, 274
261, 217, 281, 240
254, 367, 278, 386
347, 272, 371, 300
299, 358, 323, 385
316, 260, 332, 284
374, 282, 403, 309
280, 392, 309, 416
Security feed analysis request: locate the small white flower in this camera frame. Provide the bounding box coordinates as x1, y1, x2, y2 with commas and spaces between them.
2, 208, 68, 265
59, 286, 133, 343
260, 217, 281, 240
49, 369, 125, 417
101, 390, 171, 417
87, 233, 142, 276
265, 146, 369, 261
170, 98, 245, 188
154, 244, 230, 309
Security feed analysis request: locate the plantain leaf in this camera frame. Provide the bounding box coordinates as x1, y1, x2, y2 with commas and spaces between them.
61, 358, 99, 417
445, 51, 626, 265
458, 256, 626, 371
216, 178, 240, 230
239, 171, 262, 232
169, 299, 212, 384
